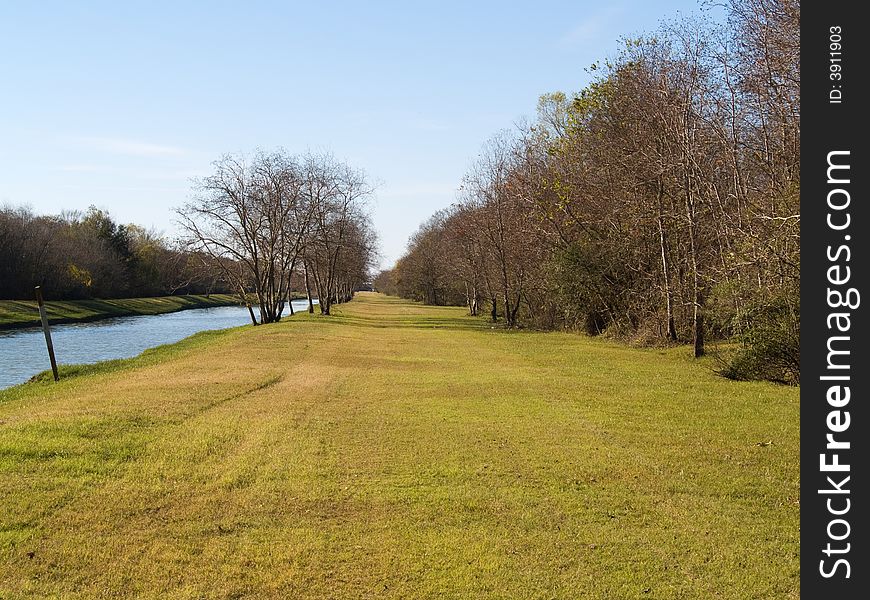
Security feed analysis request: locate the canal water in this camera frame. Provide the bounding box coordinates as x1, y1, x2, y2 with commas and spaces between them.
0, 299, 315, 390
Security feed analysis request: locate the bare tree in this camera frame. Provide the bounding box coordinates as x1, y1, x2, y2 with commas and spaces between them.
302, 154, 376, 315
178, 150, 307, 324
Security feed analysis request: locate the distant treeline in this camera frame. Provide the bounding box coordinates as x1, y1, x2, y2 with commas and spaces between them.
377, 0, 799, 384
1, 149, 378, 328
0, 205, 227, 300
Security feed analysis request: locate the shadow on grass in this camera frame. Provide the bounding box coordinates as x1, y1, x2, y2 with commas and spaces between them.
327, 313, 492, 331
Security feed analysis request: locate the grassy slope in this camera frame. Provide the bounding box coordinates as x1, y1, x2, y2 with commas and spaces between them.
0, 293, 799, 599
0, 294, 241, 330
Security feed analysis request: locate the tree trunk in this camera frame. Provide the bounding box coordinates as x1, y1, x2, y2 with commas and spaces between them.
464, 282, 472, 315
239, 286, 258, 326
685, 185, 704, 358
656, 181, 677, 341
470, 285, 479, 316
693, 291, 705, 358
304, 268, 315, 313
509, 293, 521, 327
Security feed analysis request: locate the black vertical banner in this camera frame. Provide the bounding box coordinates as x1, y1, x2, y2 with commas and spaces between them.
802, 1, 868, 596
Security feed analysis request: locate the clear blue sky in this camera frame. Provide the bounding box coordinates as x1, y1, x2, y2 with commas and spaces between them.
0, 0, 704, 269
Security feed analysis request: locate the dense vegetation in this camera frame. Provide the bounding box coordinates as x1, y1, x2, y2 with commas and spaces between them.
378, 0, 799, 384
0, 205, 224, 300
0, 293, 799, 598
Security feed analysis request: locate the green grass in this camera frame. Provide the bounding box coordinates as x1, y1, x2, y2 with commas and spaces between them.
0, 293, 799, 598
0, 294, 243, 330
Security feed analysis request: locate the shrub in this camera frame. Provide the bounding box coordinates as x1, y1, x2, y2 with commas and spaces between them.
720, 292, 800, 385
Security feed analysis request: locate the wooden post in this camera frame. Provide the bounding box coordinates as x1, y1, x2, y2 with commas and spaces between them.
34, 286, 59, 382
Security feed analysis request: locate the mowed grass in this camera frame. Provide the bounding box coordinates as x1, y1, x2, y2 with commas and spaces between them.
0, 293, 799, 599
0, 294, 242, 330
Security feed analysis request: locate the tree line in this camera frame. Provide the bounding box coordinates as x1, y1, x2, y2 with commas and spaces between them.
377, 0, 799, 384
1, 150, 378, 326
0, 205, 222, 300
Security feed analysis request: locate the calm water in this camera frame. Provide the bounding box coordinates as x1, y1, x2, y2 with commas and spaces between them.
0, 299, 315, 390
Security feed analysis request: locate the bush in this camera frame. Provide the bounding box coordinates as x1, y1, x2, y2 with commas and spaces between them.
720, 293, 800, 385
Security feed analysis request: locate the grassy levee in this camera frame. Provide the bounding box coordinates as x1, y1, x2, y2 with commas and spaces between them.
0, 294, 243, 330
0, 293, 799, 598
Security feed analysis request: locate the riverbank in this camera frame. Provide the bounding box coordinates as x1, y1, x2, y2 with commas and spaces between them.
0, 293, 799, 598
0, 294, 244, 330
